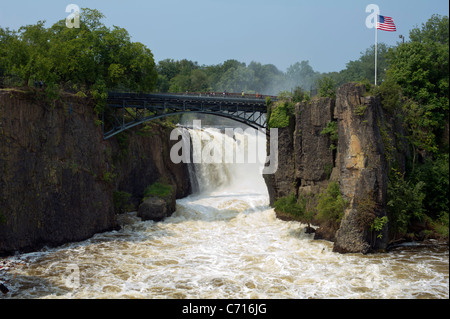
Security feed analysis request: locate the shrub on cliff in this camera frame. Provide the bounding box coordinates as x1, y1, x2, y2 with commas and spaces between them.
316, 182, 348, 224
320, 121, 338, 151
268, 100, 294, 129
274, 193, 315, 229
274, 193, 305, 218
317, 77, 336, 99
143, 182, 174, 200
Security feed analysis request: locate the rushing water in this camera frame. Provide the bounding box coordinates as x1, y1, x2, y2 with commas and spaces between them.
1, 127, 448, 299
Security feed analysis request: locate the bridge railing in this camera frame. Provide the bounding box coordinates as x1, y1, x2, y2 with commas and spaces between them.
107, 90, 278, 101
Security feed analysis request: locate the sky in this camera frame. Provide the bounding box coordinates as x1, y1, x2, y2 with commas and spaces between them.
0, 0, 448, 73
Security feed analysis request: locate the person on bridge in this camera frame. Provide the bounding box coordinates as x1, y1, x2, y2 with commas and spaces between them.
241, 91, 245, 97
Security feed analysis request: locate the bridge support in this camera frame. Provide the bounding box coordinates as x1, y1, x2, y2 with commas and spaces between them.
103, 92, 273, 139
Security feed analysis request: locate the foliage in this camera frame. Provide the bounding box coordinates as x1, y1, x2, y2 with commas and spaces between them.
143, 182, 174, 199
386, 14, 449, 154
274, 193, 315, 228
376, 77, 403, 114
320, 121, 338, 150
102, 171, 116, 184
354, 104, 368, 116
317, 76, 336, 99
411, 154, 449, 220
370, 216, 389, 239
344, 44, 390, 86
0, 8, 158, 109
277, 90, 293, 101
268, 100, 294, 129
154, 58, 317, 95
321, 43, 391, 87
316, 182, 348, 224
387, 169, 426, 235
274, 193, 305, 218
292, 86, 309, 103
432, 212, 449, 238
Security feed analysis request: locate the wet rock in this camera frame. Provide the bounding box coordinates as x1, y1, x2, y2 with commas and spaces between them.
138, 195, 175, 222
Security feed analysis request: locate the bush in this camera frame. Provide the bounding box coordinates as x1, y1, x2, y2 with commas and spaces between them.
316, 182, 348, 223
376, 77, 402, 114
274, 193, 305, 218
432, 211, 449, 238
320, 121, 338, 150
143, 182, 174, 199
387, 169, 426, 235
268, 101, 294, 129
317, 77, 336, 99
274, 193, 315, 229
412, 154, 449, 219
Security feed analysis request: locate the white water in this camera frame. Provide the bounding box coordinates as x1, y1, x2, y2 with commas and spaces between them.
2, 128, 448, 299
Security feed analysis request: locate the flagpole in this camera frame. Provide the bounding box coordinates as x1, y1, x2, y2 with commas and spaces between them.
375, 15, 378, 86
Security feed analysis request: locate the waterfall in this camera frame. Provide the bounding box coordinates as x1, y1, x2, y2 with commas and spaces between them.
184, 126, 268, 195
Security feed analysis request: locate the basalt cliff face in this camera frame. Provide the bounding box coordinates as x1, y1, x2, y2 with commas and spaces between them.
0, 90, 191, 255
264, 83, 408, 254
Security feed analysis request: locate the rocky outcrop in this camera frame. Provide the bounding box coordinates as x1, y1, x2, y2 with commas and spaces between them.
0, 90, 117, 255
333, 83, 389, 253
112, 126, 191, 213
294, 97, 336, 198
264, 83, 407, 254
264, 126, 296, 206
138, 192, 175, 222
0, 89, 191, 255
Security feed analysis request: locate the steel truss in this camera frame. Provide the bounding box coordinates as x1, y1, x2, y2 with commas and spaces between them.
103, 92, 272, 139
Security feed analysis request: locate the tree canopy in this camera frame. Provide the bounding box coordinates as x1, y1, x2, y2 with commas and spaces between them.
0, 8, 158, 106
385, 14, 449, 154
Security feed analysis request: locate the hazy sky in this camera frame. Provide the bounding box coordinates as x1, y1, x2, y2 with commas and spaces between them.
0, 0, 448, 73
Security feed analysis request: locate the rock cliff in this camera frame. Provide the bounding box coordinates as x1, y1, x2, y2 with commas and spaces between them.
264, 83, 407, 253
0, 90, 191, 255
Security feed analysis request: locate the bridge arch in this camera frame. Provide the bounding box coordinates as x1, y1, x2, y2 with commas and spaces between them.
103, 92, 274, 139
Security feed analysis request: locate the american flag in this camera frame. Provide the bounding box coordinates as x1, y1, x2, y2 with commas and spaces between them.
377, 15, 396, 32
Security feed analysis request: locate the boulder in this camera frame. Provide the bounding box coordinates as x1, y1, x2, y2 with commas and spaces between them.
138, 197, 169, 221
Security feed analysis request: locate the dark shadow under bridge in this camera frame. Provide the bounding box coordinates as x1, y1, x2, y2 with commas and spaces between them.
103, 92, 277, 139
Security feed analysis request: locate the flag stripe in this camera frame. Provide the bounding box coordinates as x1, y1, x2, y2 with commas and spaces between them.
377, 15, 396, 31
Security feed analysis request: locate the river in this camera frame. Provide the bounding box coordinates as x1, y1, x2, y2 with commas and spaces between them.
1, 127, 448, 299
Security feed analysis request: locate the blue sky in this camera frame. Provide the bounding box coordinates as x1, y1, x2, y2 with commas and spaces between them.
0, 0, 448, 73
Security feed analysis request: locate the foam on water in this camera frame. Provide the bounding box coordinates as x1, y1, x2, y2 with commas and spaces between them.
3, 128, 448, 299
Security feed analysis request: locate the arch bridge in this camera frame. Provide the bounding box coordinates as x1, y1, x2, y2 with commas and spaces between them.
103, 92, 276, 139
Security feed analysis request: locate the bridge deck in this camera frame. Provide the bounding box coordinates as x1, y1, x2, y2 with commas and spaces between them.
103, 92, 277, 139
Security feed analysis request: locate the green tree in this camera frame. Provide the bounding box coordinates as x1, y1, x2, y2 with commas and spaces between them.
387, 170, 426, 236
317, 76, 336, 99
216, 64, 255, 93
386, 14, 449, 154
1, 8, 158, 100
412, 154, 449, 220
341, 43, 390, 86
286, 60, 320, 91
